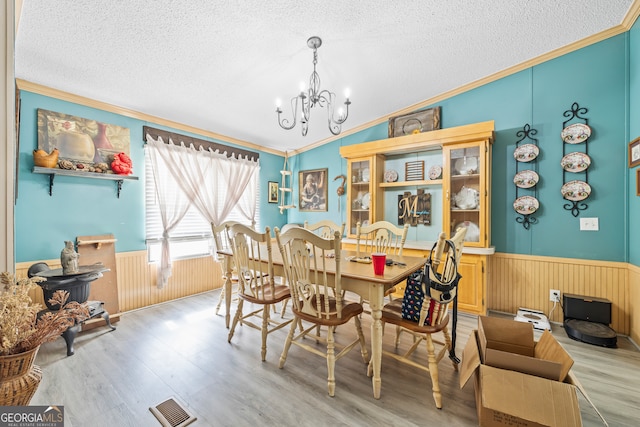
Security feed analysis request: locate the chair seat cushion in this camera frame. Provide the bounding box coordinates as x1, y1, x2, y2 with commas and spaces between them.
239, 284, 290, 304
381, 299, 449, 333
294, 295, 364, 326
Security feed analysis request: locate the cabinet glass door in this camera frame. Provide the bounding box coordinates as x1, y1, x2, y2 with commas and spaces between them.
348, 159, 372, 236
446, 144, 483, 246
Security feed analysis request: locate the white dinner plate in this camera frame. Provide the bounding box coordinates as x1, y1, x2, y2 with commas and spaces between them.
454, 186, 479, 209
454, 157, 478, 175
428, 164, 442, 180
384, 169, 398, 182
361, 192, 371, 209
454, 221, 480, 242
362, 168, 370, 182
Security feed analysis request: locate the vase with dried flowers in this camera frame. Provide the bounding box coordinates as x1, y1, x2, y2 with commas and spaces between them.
0, 272, 89, 405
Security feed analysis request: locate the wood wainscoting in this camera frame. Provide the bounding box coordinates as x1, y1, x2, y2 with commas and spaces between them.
488, 252, 630, 335
16, 252, 224, 313
630, 263, 640, 344
16, 250, 637, 340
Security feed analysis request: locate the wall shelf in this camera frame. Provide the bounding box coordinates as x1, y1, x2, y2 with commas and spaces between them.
32, 166, 139, 198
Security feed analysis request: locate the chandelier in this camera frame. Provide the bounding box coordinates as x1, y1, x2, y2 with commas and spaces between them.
275, 36, 351, 136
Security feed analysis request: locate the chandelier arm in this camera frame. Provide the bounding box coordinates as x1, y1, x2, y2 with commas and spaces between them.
276, 96, 300, 130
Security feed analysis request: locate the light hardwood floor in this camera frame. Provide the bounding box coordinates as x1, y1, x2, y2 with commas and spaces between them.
31, 290, 640, 427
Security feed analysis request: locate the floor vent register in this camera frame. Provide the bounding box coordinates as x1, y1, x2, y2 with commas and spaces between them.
150, 396, 197, 427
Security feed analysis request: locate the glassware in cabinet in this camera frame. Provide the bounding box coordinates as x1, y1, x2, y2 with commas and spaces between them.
346, 155, 382, 236
444, 142, 488, 247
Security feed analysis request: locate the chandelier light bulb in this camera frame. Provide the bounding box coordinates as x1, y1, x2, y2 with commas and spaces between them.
299, 81, 306, 93
275, 98, 282, 108
344, 88, 351, 99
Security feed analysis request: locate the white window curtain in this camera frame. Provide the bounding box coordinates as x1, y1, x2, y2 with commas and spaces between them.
146, 135, 260, 288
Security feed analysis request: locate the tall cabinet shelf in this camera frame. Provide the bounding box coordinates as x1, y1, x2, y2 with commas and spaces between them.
345, 155, 383, 236
340, 120, 494, 315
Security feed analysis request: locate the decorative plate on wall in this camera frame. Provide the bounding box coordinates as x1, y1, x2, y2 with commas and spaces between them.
513, 196, 539, 215
561, 123, 591, 144
561, 180, 591, 201
561, 152, 591, 173
513, 144, 539, 162
513, 170, 539, 188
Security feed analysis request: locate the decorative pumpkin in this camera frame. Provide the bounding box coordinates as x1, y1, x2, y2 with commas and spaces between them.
111, 152, 133, 175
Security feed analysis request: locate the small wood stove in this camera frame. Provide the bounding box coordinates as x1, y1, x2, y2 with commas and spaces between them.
28, 262, 116, 355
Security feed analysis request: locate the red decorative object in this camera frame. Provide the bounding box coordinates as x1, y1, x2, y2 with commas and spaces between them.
111, 152, 133, 175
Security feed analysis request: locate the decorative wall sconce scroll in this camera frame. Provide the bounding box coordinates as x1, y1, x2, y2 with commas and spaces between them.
513, 124, 539, 229
561, 102, 591, 217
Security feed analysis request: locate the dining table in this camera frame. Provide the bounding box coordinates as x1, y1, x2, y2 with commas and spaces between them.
217, 244, 426, 399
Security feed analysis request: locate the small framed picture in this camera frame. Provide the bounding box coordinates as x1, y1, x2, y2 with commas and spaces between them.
629, 136, 640, 168
268, 181, 279, 204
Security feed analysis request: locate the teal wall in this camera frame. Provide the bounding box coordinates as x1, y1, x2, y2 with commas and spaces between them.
16, 31, 638, 265
15, 92, 285, 262
630, 20, 640, 267
295, 34, 630, 263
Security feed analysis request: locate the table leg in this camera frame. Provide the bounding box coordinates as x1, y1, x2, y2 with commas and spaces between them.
223, 255, 233, 329
369, 283, 384, 399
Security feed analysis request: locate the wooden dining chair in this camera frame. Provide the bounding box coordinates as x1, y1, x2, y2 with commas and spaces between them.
355, 220, 409, 258
304, 219, 345, 239
370, 227, 466, 409
226, 224, 293, 361
354, 220, 409, 307
212, 221, 241, 317
274, 226, 369, 397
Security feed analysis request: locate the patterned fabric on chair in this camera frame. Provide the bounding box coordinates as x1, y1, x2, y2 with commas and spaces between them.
227, 224, 293, 361
274, 226, 369, 397
371, 227, 466, 409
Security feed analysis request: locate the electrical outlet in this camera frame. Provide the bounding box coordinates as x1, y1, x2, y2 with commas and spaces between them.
550, 289, 561, 303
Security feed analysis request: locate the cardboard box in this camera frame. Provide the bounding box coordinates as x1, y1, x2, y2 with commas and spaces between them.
460, 317, 582, 427
477, 315, 573, 381
478, 315, 535, 358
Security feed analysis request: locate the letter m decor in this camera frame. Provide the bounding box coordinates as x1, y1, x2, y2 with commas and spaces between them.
397, 189, 431, 226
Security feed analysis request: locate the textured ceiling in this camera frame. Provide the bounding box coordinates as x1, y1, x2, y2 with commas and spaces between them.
15, 0, 634, 153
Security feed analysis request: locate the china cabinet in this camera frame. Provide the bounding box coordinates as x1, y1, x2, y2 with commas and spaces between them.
340, 120, 494, 315
345, 155, 383, 236
443, 141, 490, 248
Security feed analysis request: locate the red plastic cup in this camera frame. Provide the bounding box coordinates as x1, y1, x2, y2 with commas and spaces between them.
372, 253, 386, 275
